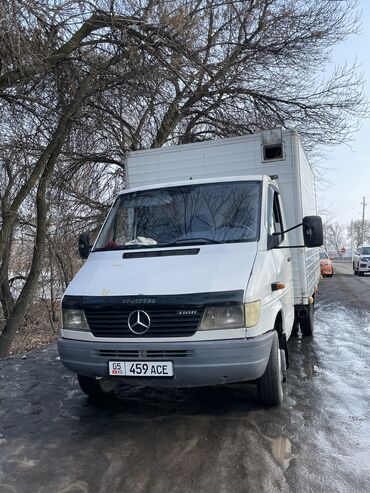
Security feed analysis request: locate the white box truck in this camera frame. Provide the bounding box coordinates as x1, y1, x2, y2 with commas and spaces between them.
58, 128, 323, 405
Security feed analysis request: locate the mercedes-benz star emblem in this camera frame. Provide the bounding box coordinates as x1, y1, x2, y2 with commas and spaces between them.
128, 310, 151, 335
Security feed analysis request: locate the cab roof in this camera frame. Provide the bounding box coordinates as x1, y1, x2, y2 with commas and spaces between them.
119, 175, 275, 196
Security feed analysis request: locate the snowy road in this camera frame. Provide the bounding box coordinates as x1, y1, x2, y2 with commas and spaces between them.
0, 262, 369, 492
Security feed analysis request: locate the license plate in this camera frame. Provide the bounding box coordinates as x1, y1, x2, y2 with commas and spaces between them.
108, 361, 174, 377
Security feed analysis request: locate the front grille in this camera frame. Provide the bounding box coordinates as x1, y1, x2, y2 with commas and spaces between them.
95, 349, 193, 358
85, 307, 202, 338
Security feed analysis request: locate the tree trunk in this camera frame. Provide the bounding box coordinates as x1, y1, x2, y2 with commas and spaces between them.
0, 233, 15, 319
0, 166, 50, 357
0, 82, 90, 357
48, 243, 57, 323
151, 98, 182, 148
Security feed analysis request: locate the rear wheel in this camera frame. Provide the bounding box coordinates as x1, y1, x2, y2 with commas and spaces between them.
257, 332, 283, 406
300, 303, 314, 336
78, 374, 117, 399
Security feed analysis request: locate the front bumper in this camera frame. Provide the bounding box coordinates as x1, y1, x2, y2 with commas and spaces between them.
320, 264, 333, 276
358, 263, 370, 272
57, 333, 274, 387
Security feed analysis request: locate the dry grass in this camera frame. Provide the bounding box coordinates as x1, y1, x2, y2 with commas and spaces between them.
8, 301, 60, 355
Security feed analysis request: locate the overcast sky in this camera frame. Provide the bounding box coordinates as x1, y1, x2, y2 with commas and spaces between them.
318, 0, 370, 226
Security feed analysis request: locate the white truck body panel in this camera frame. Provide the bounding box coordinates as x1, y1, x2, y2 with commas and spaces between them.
127, 130, 319, 304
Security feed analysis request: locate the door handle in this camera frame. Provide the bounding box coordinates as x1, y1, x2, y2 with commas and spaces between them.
287, 257, 292, 262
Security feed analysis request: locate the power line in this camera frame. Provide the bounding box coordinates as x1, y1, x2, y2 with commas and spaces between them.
361, 196, 367, 247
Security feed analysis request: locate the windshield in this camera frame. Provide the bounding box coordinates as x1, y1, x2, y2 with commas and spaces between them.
319, 251, 328, 259
360, 247, 370, 255
94, 181, 261, 250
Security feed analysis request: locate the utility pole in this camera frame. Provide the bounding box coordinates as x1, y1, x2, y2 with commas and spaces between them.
361, 196, 367, 247
351, 219, 354, 261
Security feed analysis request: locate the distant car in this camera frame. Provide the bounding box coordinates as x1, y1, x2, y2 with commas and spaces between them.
353, 246, 370, 276
319, 251, 334, 277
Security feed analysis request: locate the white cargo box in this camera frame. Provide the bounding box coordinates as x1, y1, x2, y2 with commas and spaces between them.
126, 129, 320, 304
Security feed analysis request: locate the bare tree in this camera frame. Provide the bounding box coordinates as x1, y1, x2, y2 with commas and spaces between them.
325, 222, 345, 255
348, 219, 370, 250
0, 1, 193, 356
0, 0, 368, 356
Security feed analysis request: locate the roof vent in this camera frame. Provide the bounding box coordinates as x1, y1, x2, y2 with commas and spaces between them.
263, 144, 283, 161
261, 128, 284, 162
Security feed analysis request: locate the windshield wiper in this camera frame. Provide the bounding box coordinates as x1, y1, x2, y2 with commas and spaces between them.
97, 237, 223, 251
162, 237, 222, 246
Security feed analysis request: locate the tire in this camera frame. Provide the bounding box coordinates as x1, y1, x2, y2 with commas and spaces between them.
300, 303, 314, 336
257, 332, 283, 406
359, 271, 365, 277
78, 374, 117, 399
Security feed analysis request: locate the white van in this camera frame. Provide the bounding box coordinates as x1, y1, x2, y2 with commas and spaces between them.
353, 245, 370, 276
58, 129, 323, 405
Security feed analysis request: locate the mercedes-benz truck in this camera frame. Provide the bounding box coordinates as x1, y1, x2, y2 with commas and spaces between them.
58, 128, 323, 406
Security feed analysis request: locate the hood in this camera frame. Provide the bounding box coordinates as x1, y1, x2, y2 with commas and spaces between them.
65, 243, 258, 297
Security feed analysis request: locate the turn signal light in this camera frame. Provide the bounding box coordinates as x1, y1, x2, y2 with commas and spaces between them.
271, 282, 285, 291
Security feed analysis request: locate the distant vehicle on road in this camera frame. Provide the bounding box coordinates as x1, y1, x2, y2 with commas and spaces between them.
353, 246, 370, 276
319, 251, 334, 277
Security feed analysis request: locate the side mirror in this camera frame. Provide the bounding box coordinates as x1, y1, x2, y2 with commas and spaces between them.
78, 233, 92, 259
302, 216, 323, 248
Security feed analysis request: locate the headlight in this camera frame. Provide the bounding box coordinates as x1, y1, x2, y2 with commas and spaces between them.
200, 305, 244, 330
199, 301, 261, 330
62, 309, 89, 331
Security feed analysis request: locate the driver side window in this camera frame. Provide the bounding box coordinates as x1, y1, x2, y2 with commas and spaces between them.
267, 187, 285, 244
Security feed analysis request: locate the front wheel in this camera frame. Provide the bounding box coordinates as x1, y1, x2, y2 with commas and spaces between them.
359, 271, 365, 277
257, 332, 283, 406
300, 303, 314, 336
78, 374, 117, 399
